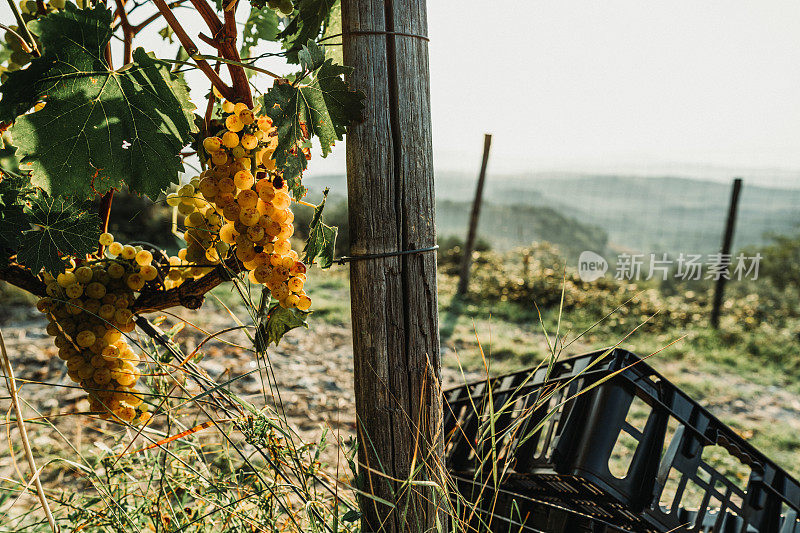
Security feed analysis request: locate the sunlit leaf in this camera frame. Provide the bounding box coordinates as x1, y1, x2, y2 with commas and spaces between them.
303, 188, 337, 268
0, 5, 197, 200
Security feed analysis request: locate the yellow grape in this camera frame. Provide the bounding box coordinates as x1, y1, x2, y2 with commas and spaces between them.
199, 178, 219, 198
108, 241, 124, 256
103, 329, 122, 344
94, 367, 112, 384
218, 177, 236, 194
65, 283, 84, 299
219, 223, 237, 244
233, 170, 254, 189
271, 208, 288, 223
108, 262, 125, 279
222, 131, 239, 148
255, 266, 272, 284
126, 273, 145, 291
272, 191, 291, 210
203, 136, 222, 153
236, 246, 256, 262
223, 203, 242, 223
140, 265, 158, 281
246, 225, 265, 242
86, 282, 106, 299
76, 330, 96, 348
236, 189, 258, 209
239, 207, 260, 226
226, 114, 244, 132
272, 284, 289, 301
240, 133, 258, 150
166, 193, 180, 207
288, 277, 303, 292
99, 304, 115, 320
221, 100, 235, 113
177, 202, 196, 216
75, 266, 93, 284
231, 146, 247, 160
57, 271, 77, 288
277, 223, 293, 240
211, 151, 229, 166
135, 250, 153, 266
120, 245, 137, 260
296, 294, 312, 311
257, 115, 273, 131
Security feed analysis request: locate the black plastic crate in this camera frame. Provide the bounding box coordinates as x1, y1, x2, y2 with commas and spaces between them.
452, 475, 631, 532
443, 348, 800, 532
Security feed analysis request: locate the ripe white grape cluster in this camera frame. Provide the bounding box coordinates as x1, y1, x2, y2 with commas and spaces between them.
165, 99, 312, 311
35, 232, 160, 424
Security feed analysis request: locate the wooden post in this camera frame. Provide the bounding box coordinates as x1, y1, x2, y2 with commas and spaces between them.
457, 134, 492, 295
711, 177, 743, 329
341, 2, 444, 532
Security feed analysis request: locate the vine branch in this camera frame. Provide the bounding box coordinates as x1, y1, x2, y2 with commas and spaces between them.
0, 258, 244, 314
151, 0, 236, 101
130, 0, 187, 33
114, 0, 134, 64
6, 0, 40, 57
188, 0, 252, 106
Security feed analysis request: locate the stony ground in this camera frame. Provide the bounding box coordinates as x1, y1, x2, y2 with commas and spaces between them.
2, 288, 800, 525
0, 300, 485, 500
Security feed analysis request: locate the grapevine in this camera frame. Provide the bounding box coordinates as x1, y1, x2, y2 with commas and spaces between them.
0, 0, 362, 421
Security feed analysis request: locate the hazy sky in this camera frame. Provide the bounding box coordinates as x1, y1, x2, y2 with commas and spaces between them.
2, 1, 799, 182
426, 1, 800, 179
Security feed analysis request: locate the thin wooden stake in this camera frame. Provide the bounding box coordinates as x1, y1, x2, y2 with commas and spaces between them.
0, 330, 59, 532
457, 134, 492, 295
711, 177, 743, 329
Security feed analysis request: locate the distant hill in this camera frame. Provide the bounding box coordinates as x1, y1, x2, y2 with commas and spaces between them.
303, 172, 800, 257
436, 200, 608, 258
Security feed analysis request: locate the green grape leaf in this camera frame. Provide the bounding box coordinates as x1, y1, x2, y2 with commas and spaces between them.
262, 41, 363, 195
16, 194, 100, 274
297, 40, 326, 71
158, 25, 175, 44
0, 204, 28, 252
241, 7, 280, 63
302, 188, 337, 268
278, 0, 337, 64
0, 144, 21, 176
0, 174, 32, 260
0, 5, 198, 200
255, 303, 309, 349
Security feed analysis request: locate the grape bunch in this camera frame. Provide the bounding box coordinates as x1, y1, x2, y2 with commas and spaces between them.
167, 98, 312, 311
35, 232, 165, 424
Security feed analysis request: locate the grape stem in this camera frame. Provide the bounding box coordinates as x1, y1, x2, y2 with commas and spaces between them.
293, 198, 316, 209
187, 0, 253, 106
5, 0, 40, 57
115, 0, 134, 64
0, 23, 33, 54
98, 189, 115, 255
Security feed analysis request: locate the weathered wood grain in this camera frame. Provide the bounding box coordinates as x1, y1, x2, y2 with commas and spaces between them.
342, 1, 444, 531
